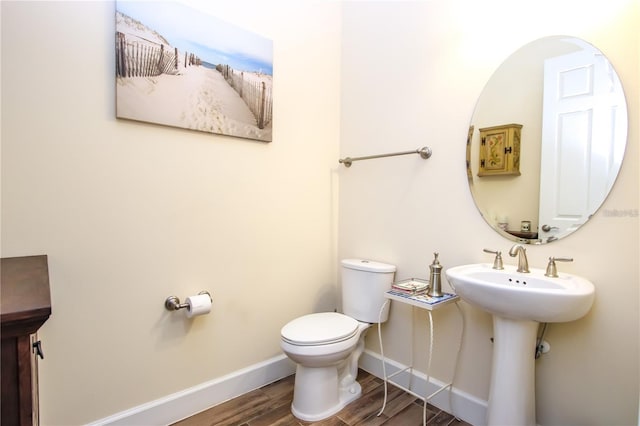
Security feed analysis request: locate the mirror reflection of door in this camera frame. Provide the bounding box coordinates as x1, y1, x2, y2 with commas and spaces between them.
468, 36, 628, 244
539, 46, 627, 242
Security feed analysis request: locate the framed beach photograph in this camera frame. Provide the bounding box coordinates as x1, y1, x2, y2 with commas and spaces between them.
115, 1, 273, 142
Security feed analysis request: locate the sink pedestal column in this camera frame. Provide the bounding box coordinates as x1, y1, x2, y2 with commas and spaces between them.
487, 317, 539, 426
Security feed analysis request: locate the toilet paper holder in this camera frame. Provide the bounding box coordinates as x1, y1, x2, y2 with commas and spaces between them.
165, 291, 211, 311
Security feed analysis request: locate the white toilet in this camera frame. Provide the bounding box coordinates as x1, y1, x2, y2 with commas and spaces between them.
280, 258, 396, 421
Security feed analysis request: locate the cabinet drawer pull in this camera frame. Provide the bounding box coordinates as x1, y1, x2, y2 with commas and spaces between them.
32, 340, 44, 359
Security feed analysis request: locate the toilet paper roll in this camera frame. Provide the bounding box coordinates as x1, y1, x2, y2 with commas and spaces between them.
185, 293, 212, 318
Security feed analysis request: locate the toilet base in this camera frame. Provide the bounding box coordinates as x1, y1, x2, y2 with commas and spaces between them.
291, 364, 362, 422
283, 321, 371, 421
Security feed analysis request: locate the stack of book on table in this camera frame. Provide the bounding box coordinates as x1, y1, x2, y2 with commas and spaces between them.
391, 278, 429, 295
387, 278, 459, 309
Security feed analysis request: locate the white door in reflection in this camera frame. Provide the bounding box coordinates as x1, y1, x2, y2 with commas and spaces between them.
539, 46, 626, 241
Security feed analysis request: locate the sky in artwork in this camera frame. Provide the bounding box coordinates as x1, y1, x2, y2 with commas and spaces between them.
116, 1, 273, 74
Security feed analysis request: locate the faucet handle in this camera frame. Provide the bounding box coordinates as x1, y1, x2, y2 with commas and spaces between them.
483, 248, 504, 270
545, 257, 573, 277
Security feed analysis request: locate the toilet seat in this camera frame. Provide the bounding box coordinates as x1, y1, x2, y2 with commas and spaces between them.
281, 312, 358, 346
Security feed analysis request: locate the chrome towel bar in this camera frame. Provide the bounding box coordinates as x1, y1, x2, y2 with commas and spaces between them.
338, 146, 432, 167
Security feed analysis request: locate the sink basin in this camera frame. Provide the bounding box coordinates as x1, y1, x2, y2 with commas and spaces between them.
445, 262, 595, 425
445, 263, 595, 323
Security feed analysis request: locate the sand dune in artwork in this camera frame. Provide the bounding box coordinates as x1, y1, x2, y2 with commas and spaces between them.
117, 65, 271, 141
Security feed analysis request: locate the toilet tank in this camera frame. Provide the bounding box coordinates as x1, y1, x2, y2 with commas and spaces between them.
341, 259, 396, 323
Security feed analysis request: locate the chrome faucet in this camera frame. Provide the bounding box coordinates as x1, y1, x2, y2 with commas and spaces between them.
508, 244, 530, 273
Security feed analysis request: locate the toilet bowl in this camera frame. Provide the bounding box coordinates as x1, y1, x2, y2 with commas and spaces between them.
280, 259, 396, 421
281, 312, 370, 421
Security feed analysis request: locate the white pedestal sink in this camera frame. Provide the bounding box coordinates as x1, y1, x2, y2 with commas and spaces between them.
446, 263, 595, 426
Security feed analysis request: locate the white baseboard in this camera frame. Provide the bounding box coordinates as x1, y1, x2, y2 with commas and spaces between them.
360, 349, 487, 426
87, 350, 486, 426
86, 354, 296, 426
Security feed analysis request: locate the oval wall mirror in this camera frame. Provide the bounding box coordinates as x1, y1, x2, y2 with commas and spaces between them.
467, 36, 628, 244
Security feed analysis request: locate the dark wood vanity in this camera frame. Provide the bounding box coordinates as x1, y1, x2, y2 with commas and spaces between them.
1, 255, 51, 426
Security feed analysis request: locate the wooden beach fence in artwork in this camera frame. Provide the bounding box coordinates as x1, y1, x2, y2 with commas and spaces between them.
116, 32, 187, 78
218, 64, 273, 129
116, 32, 272, 130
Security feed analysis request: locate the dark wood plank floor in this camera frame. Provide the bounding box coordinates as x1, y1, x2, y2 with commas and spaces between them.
173, 369, 472, 426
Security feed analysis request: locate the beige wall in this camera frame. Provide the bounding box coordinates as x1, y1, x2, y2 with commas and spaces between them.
2, 0, 638, 425
1, 1, 341, 424
340, 1, 638, 425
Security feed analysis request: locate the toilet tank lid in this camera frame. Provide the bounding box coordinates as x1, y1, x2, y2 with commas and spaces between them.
341, 259, 396, 273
